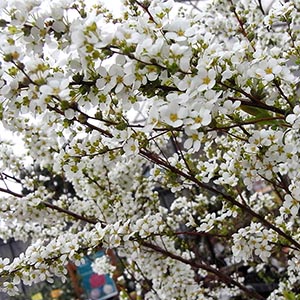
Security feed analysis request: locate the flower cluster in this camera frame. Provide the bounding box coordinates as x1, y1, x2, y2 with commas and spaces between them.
232, 222, 277, 262
1, 0, 300, 299
91, 255, 115, 276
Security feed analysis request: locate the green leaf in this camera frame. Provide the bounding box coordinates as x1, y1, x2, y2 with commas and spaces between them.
283, 290, 300, 300
79, 85, 90, 95
283, 290, 296, 300
72, 73, 84, 83
295, 58, 300, 65
0, 19, 7, 27
240, 105, 272, 118
60, 100, 70, 111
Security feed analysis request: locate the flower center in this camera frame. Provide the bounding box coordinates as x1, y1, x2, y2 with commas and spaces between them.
170, 113, 178, 122
202, 76, 211, 85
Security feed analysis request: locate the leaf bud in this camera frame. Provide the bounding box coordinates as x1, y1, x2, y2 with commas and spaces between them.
77, 113, 88, 124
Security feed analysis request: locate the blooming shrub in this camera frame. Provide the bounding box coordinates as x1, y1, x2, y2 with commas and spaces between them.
1, 0, 300, 299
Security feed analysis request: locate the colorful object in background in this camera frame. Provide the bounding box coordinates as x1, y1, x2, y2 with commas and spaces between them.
51, 289, 62, 299
77, 251, 118, 300
31, 293, 43, 300
90, 273, 106, 288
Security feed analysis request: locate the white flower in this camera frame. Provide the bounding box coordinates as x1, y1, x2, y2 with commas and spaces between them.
91, 256, 115, 275
96, 64, 125, 94
194, 68, 216, 92
40, 79, 69, 98
185, 107, 212, 129
0, 258, 10, 272
123, 138, 139, 157
159, 102, 188, 127
64, 108, 75, 120
164, 18, 191, 42
281, 194, 299, 217
286, 105, 300, 129
183, 128, 203, 153
253, 58, 282, 82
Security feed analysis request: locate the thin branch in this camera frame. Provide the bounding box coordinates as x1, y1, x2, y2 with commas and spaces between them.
152, 138, 172, 164
134, 0, 156, 23
1, 172, 22, 184
46, 104, 113, 138
273, 80, 294, 109
256, 0, 266, 15
142, 241, 265, 300
188, 1, 202, 12
220, 81, 259, 103
227, 96, 286, 115
82, 171, 110, 223
170, 131, 195, 175
139, 149, 300, 250
0, 187, 22, 198
0, 187, 99, 225
44, 201, 99, 225
11, 60, 36, 85
206, 116, 286, 132
0, 173, 10, 191
228, 0, 256, 51
225, 115, 251, 138
221, 129, 249, 142
50, 108, 300, 251
134, 261, 162, 299
69, 146, 121, 159
175, 231, 227, 238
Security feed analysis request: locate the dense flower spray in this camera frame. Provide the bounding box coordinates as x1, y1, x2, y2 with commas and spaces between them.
1, 0, 300, 299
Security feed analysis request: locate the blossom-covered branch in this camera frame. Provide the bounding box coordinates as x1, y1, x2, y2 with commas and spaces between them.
1, 0, 300, 299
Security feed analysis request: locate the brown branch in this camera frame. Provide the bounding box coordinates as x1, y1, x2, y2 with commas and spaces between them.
227, 96, 286, 115
224, 130, 249, 142
206, 116, 286, 132
1, 172, 22, 184
220, 81, 259, 102
134, 1, 156, 23
0, 187, 98, 225
46, 104, 113, 138
11, 60, 36, 85
175, 231, 228, 238
273, 80, 294, 109
139, 149, 300, 250
256, 0, 266, 15
0, 173, 10, 191
0, 186, 22, 198
142, 241, 265, 300
228, 0, 256, 51
43, 201, 98, 225
44, 108, 300, 251
170, 131, 195, 175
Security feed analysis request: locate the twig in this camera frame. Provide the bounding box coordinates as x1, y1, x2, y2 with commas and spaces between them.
256, 0, 265, 15
273, 80, 294, 109
139, 148, 300, 250
175, 231, 227, 238
0, 187, 100, 225
227, 96, 286, 115
228, 0, 256, 51
142, 241, 266, 300
134, 1, 156, 23
1, 172, 22, 184
206, 116, 286, 132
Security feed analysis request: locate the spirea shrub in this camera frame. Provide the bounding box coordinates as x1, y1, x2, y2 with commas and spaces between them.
1, 0, 300, 299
